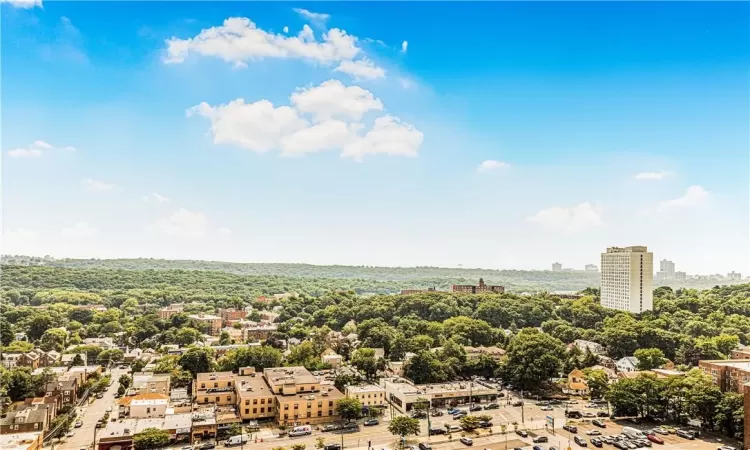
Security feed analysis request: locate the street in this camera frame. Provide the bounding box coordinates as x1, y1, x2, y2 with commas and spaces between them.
52, 367, 128, 450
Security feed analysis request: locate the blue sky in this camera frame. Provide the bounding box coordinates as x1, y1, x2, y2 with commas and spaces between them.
3, 1, 749, 275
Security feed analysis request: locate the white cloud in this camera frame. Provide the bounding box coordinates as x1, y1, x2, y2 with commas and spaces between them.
143, 192, 170, 203
526, 202, 603, 232
83, 178, 115, 192
293, 8, 330, 24
635, 171, 672, 181
7, 148, 43, 158
401, 40, 408, 53
61, 222, 99, 239
189, 80, 422, 160
341, 116, 424, 161
218, 227, 232, 236
660, 185, 710, 209
164, 18, 359, 66
151, 208, 209, 239
334, 59, 386, 80
283, 26, 289, 33
6, 140, 76, 158
477, 160, 511, 172
1, 0, 42, 8
290, 79, 384, 122
4, 228, 39, 244
163, 17, 385, 80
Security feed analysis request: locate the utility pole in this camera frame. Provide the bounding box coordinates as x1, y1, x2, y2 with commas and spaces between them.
426, 398, 431, 439
520, 391, 525, 424
468, 382, 473, 408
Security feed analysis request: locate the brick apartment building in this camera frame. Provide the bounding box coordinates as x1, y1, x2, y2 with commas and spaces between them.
731, 347, 750, 360
452, 278, 505, 294
218, 308, 247, 325
400, 288, 439, 295
699, 359, 750, 393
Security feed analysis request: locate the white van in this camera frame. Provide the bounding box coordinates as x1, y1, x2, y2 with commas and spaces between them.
225, 435, 248, 446
622, 427, 644, 439
289, 426, 312, 437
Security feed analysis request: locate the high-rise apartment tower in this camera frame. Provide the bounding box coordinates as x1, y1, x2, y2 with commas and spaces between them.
600, 246, 653, 313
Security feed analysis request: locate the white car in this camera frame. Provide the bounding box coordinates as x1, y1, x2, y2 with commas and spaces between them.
541, 406, 553, 411
585, 403, 598, 408
586, 430, 602, 436
66, 431, 75, 437
106, 406, 112, 412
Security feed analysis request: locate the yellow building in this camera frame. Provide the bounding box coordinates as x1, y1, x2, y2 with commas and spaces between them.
346, 384, 386, 407
264, 366, 344, 426
235, 375, 276, 421
194, 372, 236, 406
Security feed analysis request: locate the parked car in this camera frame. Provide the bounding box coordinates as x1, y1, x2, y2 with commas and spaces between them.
596, 412, 609, 418
574, 436, 587, 447
411, 411, 428, 419
613, 442, 627, 450
180, 446, 192, 450
460, 438, 473, 446
199, 444, 215, 450
532, 436, 548, 443
431, 410, 444, 417
469, 405, 483, 412
453, 412, 467, 419
590, 438, 602, 448
568, 400, 579, 405
478, 421, 492, 428
602, 436, 614, 445
516, 430, 528, 438
592, 420, 606, 428
512, 401, 524, 407
96, 393, 104, 399
429, 428, 446, 436
66, 431, 75, 438
74, 421, 83, 428
652, 428, 668, 435
447, 425, 462, 433
585, 403, 598, 408
583, 412, 596, 418
484, 403, 500, 410
541, 406, 553, 411
586, 430, 601, 436
718, 447, 738, 450
676, 430, 695, 440
636, 439, 652, 447
533, 446, 544, 450
418, 443, 432, 450
323, 425, 339, 432
563, 425, 578, 433
364, 419, 379, 426
324, 445, 342, 450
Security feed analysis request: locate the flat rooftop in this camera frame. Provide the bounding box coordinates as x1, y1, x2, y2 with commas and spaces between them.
275, 386, 345, 402
346, 384, 385, 394
264, 366, 318, 386
0, 432, 42, 450
235, 375, 272, 397
704, 360, 750, 369
196, 371, 234, 382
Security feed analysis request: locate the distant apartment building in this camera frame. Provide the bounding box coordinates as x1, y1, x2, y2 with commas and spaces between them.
660, 259, 675, 277
383, 378, 499, 412
728, 271, 742, 281
552, 262, 562, 272
600, 246, 653, 313
188, 313, 223, 336
699, 360, 750, 393
585, 264, 598, 272
235, 371, 277, 421
732, 347, 750, 360
132, 372, 170, 395
158, 304, 184, 320
346, 384, 387, 407
674, 271, 687, 280
0, 405, 50, 434
218, 308, 247, 325
452, 278, 504, 294
463, 346, 506, 361
236, 322, 278, 341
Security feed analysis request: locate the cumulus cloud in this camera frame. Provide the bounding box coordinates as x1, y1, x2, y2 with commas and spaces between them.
163, 17, 385, 80
291, 79, 384, 121
143, 192, 170, 203
526, 202, 603, 232
151, 208, 209, 239
6, 140, 76, 158
188, 79, 422, 160
334, 59, 386, 80
82, 178, 115, 192
477, 160, 511, 172
283, 26, 289, 33
61, 222, 99, 238
635, 171, 673, 181
660, 185, 710, 209
293, 8, 330, 24
401, 40, 408, 53
1, 0, 42, 8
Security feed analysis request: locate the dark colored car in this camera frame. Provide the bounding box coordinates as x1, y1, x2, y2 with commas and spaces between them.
364, 419, 379, 426
596, 412, 609, 418
478, 421, 492, 428
324, 445, 342, 450
431, 410, 444, 417
453, 412, 467, 419
199, 444, 215, 450
516, 430, 528, 438
590, 438, 603, 448
592, 420, 606, 428
676, 430, 695, 440
418, 443, 432, 450
429, 428, 446, 436
484, 403, 500, 410
459, 438, 473, 446
532, 437, 548, 443
322, 425, 340, 432
563, 425, 578, 433
512, 401, 524, 407
574, 436, 587, 447
469, 405, 483, 412
411, 411, 427, 419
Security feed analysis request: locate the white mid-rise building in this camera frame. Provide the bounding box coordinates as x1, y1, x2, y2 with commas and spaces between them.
600, 246, 653, 313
